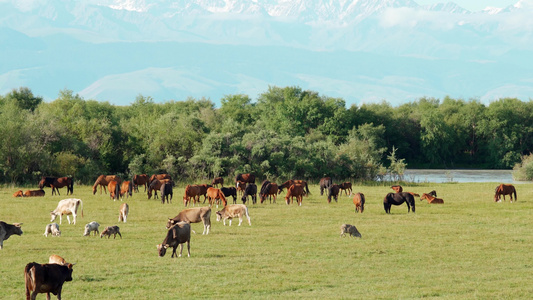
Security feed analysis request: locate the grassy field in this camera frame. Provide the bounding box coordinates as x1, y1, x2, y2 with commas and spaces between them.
1, 182, 532, 299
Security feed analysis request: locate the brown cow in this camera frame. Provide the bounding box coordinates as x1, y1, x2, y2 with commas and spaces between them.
133, 174, 149, 192
206, 187, 227, 207
24, 262, 74, 300
285, 184, 305, 206
167, 206, 211, 235
93, 175, 121, 195
212, 177, 224, 187
24, 189, 46, 197
353, 192, 365, 213
420, 193, 444, 204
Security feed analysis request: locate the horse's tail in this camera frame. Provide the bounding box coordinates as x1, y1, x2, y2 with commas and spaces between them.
305, 182, 310, 196
115, 182, 121, 200
514, 188, 517, 202
69, 177, 74, 194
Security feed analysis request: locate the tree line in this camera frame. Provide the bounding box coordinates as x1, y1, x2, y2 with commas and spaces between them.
1, 86, 532, 184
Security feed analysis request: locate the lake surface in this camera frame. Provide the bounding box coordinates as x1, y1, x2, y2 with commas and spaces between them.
403, 169, 524, 183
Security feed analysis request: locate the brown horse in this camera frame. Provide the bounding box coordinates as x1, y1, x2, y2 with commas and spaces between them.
285, 184, 305, 206
93, 175, 121, 195
149, 174, 172, 185
147, 179, 173, 200
235, 173, 255, 184
420, 193, 444, 204
259, 181, 278, 204
212, 177, 224, 187
133, 174, 149, 192
327, 184, 340, 203
494, 184, 517, 202
319, 177, 332, 196
339, 182, 352, 195
108, 180, 121, 201
183, 185, 202, 207
353, 192, 365, 213
23, 190, 46, 197
236, 181, 247, 196
13, 190, 24, 197
391, 185, 403, 193
278, 180, 310, 195
119, 181, 133, 200
38, 176, 73, 196
206, 187, 227, 207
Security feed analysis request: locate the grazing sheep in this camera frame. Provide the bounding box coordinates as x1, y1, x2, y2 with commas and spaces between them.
43, 223, 61, 237
340, 224, 362, 238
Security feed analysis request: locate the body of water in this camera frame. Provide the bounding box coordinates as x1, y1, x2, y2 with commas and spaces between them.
403, 169, 523, 183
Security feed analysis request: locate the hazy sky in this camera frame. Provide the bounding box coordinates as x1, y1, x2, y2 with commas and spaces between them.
416, 0, 517, 11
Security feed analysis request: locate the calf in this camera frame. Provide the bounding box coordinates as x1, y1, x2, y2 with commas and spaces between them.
49, 254, 69, 266
167, 206, 211, 235
83, 221, 100, 236
100, 226, 122, 239
118, 203, 129, 223
25, 262, 74, 300
24, 189, 46, 197
353, 192, 365, 213
420, 193, 444, 204
50, 198, 83, 225
0, 221, 23, 249
157, 222, 191, 258
43, 223, 61, 237
216, 204, 251, 226
340, 224, 362, 238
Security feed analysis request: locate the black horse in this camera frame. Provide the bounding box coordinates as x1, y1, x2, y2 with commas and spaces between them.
319, 177, 332, 196
383, 192, 415, 214
220, 187, 237, 204
242, 183, 257, 204
327, 184, 340, 203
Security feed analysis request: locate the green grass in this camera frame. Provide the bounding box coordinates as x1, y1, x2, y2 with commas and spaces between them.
1, 182, 532, 299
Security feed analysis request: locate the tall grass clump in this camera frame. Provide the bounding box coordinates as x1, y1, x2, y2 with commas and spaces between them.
513, 153, 533, 180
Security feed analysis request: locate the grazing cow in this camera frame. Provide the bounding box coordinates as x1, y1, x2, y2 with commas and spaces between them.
285, 184, 305, 206
133, 174, 149, 192
183, 185, 202, 207
119, 180, 133, 200
216, 204, 251, 226
108, 180, 121, 201
83, 221, 100, 236
24, 190, 46, 197
50, 199, 83, 225
147, 179, 174, 200
220, 187, 238, 204
13, 190, 24, 197
340, 224, 362, 238
241, 183, 257, 204
212, 177, 224, 187
43, 223, 61, 237
420, 193, 444, 204
167, 206, 211, 235
48, 255, 69, 266
319, 177, 333, 196
206, 187, 228, 207
236, 181, 247, 196
157, 222, 191, 258
118, 203, 129, 222
383, 192, 415, 214
235, 173, 255, 184
339, 182, 352, 195
259, 181, 278, 204
24, 262, 74, 300
160, 182, 173, 204
327, 184, 340, 203
353, 192, 365, 213
92, 175, 121, 195
0, 221, 23, 249
100, 226, 122, 239
38, 176, 74, 196
391, 185, 403, 193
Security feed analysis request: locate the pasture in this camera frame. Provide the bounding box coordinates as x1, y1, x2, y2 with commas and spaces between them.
1, 182, 532, 299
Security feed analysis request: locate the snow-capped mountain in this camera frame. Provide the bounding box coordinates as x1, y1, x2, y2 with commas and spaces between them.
0, 0, 532, 106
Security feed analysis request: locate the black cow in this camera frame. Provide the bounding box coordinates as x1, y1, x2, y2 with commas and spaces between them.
383, 192, 416, 214
220, 187, 237, 204
241, 183, 257, 204
24, 262, 74, 300
0, 221, 23, 249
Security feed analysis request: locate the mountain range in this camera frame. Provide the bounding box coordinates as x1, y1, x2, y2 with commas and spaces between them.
1, 0, 532, 106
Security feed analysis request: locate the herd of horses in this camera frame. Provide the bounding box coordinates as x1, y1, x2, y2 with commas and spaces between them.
29, 174, 518, 213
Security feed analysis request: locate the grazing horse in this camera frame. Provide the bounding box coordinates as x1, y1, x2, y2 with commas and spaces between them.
236, 181, 247, 196
259, 181, 278, 204
327, 184, 340, 203
391, 185, 403, 193
494, 184, 517, 202
241, 183, 257, 204
183, 185, 201, 206
235, 173, 255, 184
212, 177, 224, 187
160, 182, 173, 204
38, 176, 74, 196
149, 174, 172, 186
383, 192, 415, 214
119, 181, 133, 200
196, 184, 211, 203
220, 187, 238, 204
133, 174, 149, 192
108, 181, 121, 201
284, 184, 305, 206
353, 192, 365, 213
278, 180, 310, 195
319, 177, 332, 196
339, 182, 352, 195
420, 193, 444, 204
206, 187, 227, 207
148, 179, 173, 200
93, 175, 121, 195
